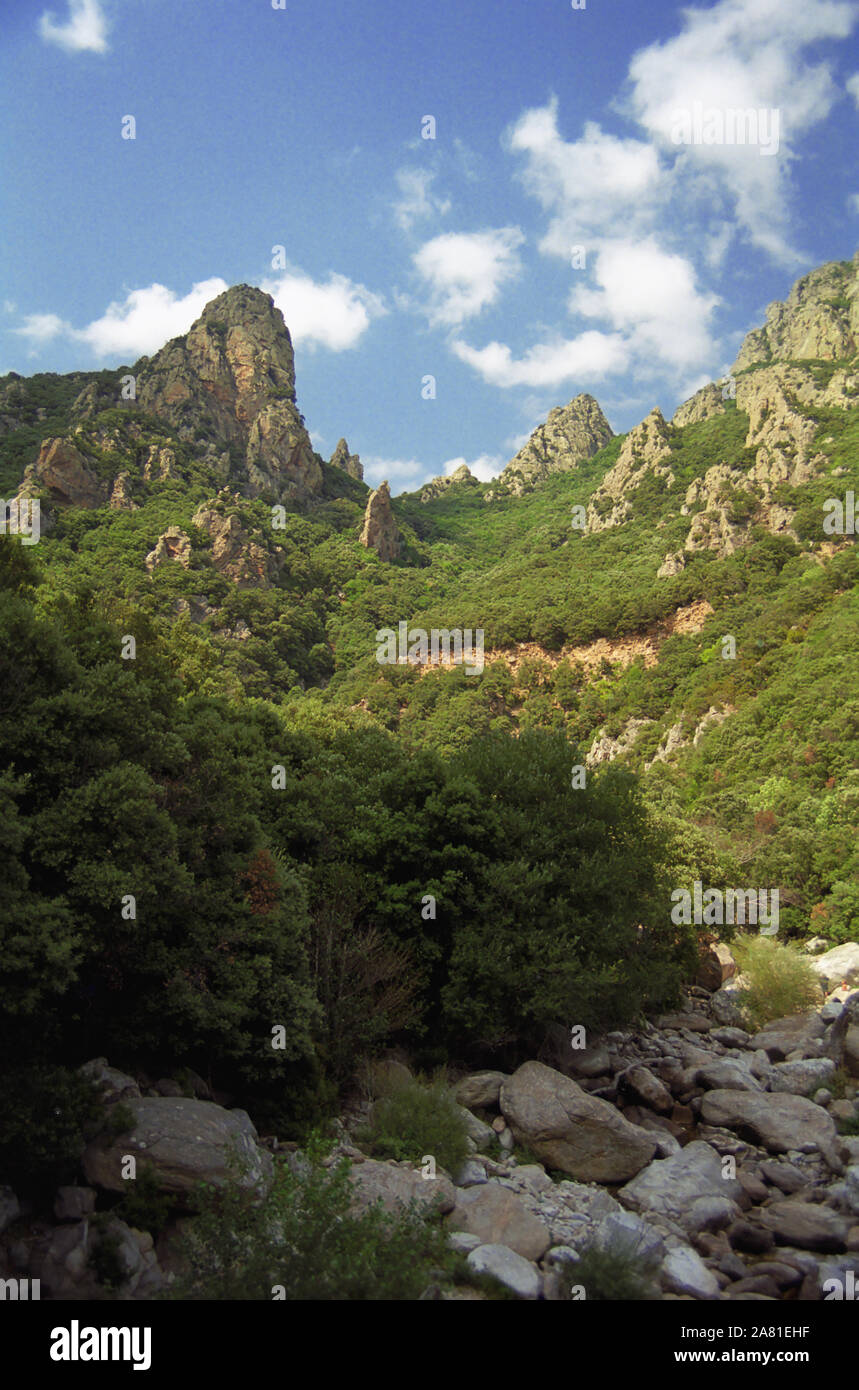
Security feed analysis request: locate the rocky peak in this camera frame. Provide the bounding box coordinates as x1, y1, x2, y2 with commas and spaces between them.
732, 251, 859, 374
497, 394, 613, 496
418, 462, 476, 503
329, 437, 363, 480
359, 480, 401, 562
587, 408, 675, 532
135, 284, 321, 502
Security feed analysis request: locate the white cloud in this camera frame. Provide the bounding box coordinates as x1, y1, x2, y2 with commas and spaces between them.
14, 312, 70, 345
508, 100, 663, 255
38, 0, 108, 53
569, 239, 719, 369
848, 192, 859, 214
413, 228, 525, 327
451, 331, 628, 389
362, 456, 426, 489
848, 72, 859, 107
263, 269, 386, 350
625, 0, 856, 259
392, 168, 451, 230
442, 453, 505, 482
73, 279, 229, 357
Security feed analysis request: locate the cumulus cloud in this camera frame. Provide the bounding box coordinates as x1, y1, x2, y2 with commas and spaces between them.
361, 456, 426, 490
14, 313, 70, 346
625, 0, 856, 259
451, 331, 628, 389
508, 100, 662, 255
413, 228, 525, 327
73, 279, 229, 357
848, 72, 859, 107
38, 0, 108, 53
263, 268, 386, 350
392, 168, 451, 230
569, 239, 719, 369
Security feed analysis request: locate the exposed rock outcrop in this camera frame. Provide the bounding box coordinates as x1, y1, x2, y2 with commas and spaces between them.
136, 285, 321, 501
145, 526, 191, 572
329, 437, 363, 480
731, 251, 859, 373
672, 383, 727, 428
191, 500, 284, 588
17, 437, 109, 510
496, 394, 613, 496
359, 480, 401, 561
586, 408, 674, 532
419, 462, 476, 503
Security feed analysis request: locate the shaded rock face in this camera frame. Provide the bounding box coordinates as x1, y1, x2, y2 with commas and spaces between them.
109, 471, 137, 511
731, 251, 859, 373
191, 501, 283, 588
497, 394, 613, 496
359, 479, 401, 561
18, 437, 109, 509
82, 1097, 273, 1196
329, 437, 363, 480
586, 408, 674, 532
136, 285, 321, 501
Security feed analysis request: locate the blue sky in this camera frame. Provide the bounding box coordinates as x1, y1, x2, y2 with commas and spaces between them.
2, 0, 858, 491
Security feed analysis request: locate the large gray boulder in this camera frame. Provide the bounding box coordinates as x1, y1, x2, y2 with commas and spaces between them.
349, 1159, 456, 1217
466, 1244, 541, 1299
500, 1062, 657, 1182
454, 1071, 509, 1110
618, 1140, 744, 1234
447, 1182, 551, 1260
810, 943, 859, 993
700, 1089, 841, 1165
82, 1098, 272, 1196
750, 1013, 826, 1061
757, 1201, 849, 1253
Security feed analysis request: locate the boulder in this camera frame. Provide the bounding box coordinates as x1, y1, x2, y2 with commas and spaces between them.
79, 1058, 141, 1104
758, 1202, 849, 1253
697, 943, 737, 993
750, 1013, 825, 1061
454, 1071, 509, 1110
466, 1244, 541, 1299
350, 1159, 456, 1217
700, 1089, 841, 1164
82, 1098, 272, 1196
0, 1187, 20, 1235
810, 943, 859, 993
457, 1106, 495, 1150
769, 1058, 836, 1096
618, 1141, 744, 1233
447, 1183, 551, 1260
54, 1187, 96, 1222
694, 1059, 763, 1093
594, 1209, 665, 1264
619, 1065, 674, 1114
661, 1244, 721, 1299
500, 1061, 657, 1182
566, 1044, 612, 1079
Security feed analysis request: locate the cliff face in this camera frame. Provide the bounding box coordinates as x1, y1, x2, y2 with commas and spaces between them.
495, 394, 613, 496
731, 252, 859, 374
359, 480, 401, 561
136, 285, 322, 501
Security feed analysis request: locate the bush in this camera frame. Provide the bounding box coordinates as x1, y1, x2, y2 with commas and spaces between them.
562, 1245, 658, 1300
167, 1144, 459, 1300
112, 1164, 176, 1238
731, 935, 822, 1029
358, 1077, 470, 1174
0, 1065, 103, 1199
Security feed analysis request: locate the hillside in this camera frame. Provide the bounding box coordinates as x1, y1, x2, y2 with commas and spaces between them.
1, 250, 858, 1305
